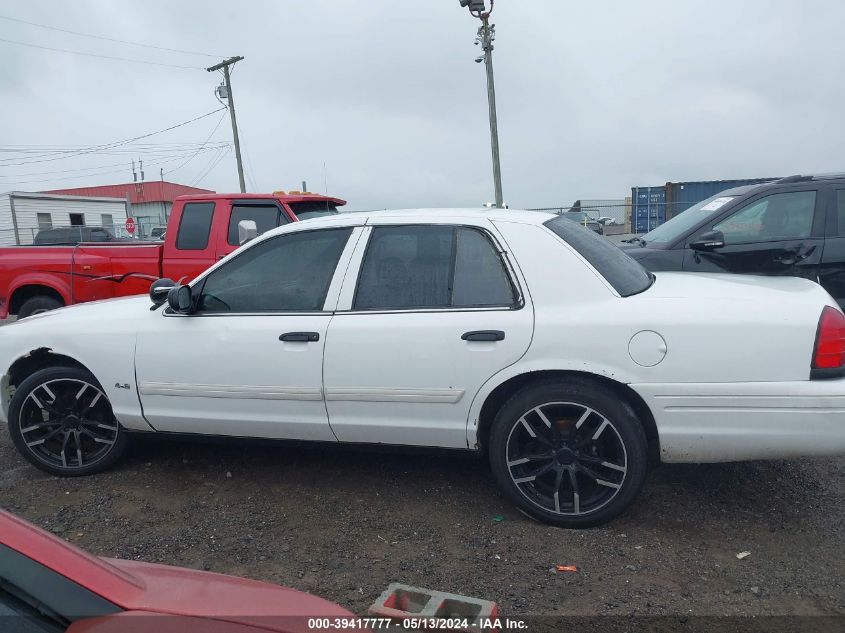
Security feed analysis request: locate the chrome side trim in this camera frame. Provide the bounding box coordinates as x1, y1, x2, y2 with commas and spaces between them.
138, 382, 323, 401
325, 387, 465, 404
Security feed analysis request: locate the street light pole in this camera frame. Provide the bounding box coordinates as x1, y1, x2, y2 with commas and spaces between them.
207, 56, 246, 193
461, 0, 504, 208
479, 15, 503, 209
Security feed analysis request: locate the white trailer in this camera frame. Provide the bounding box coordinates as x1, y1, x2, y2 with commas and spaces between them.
0, 192, 129, 246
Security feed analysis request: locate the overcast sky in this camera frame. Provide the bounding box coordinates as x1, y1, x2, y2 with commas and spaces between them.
0, 0, 842, 210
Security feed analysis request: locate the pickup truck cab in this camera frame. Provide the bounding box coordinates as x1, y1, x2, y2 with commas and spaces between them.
0, 192, 345, 318
620, 173, 845, 308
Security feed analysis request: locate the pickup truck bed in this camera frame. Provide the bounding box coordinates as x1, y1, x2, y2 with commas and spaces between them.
0, 192, 345, 318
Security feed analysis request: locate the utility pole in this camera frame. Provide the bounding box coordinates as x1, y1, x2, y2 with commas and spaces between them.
461, 0, 504, 208
207, 56, 246, 193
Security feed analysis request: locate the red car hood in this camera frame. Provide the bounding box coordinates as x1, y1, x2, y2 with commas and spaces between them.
1, 510, 354, 633
103, 558, 353, 630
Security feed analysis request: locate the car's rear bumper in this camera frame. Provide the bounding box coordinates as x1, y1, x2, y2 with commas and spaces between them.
630, 379, 845, 463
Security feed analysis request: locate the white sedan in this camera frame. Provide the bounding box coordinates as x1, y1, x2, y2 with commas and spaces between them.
2, 209, 845, 527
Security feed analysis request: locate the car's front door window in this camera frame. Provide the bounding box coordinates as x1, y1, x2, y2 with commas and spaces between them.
198, 228, 352, 313
712, 191, 817, 244
227, 204, 286, 246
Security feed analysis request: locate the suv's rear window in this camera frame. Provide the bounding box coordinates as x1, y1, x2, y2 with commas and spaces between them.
544, 216, 654, 297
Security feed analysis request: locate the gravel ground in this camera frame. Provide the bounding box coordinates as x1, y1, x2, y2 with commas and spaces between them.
1, 429, 843, 620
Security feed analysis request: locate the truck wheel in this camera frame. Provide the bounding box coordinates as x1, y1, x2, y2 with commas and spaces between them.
17, 296, 62, 319
8, 366, 129, 477
488, 378, 648, 528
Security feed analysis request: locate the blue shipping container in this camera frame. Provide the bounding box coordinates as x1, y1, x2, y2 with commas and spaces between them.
664, 178, 780, 218
631, 186, 666, 234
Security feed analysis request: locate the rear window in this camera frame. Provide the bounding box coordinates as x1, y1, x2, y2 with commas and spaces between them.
287, 201, 339, 221
544, 216, 654, 297
176, 202, 215, 250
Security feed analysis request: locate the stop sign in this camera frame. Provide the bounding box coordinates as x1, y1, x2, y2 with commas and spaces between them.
125, 217, 136, 235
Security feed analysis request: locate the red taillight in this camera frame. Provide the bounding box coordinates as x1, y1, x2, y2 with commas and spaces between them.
812, 306, 845, 370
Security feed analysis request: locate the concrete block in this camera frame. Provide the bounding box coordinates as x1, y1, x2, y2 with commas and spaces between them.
368, 583, 498, 631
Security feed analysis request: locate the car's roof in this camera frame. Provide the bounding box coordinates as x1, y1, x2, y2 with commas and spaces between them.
721, 173, 845, 198
308, 207, 554, 227
240, 208, 557, 248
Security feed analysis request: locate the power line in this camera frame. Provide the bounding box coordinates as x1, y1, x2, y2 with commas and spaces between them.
0, 108, 227, 166
190, 146, 231, 188
0, 35, 203, 69
165, 110, 228, 175
0, 144, 230, 178
0, 142, 230, 162
0, 147, 229, 185
0, 146, 230, 181
0, 14, 222, 58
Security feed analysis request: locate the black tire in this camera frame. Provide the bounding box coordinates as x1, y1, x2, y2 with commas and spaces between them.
17, 296, 62, 319
8, 366, 129, 477
488, 378, 648, 528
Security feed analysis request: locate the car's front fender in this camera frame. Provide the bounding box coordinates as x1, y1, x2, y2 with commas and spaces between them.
0, 298, 155, 431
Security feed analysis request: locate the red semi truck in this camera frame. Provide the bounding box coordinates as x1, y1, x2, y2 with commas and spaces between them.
0, 192, 345, 318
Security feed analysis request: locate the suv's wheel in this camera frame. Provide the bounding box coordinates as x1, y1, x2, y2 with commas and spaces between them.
8, 367, 129, 476
489, 379, 647, 528
17, 296, 62, 319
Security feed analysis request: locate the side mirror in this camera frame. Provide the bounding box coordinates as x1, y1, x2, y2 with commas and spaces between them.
167, 285, 194, 314
149, 278, 175, 306
237, 219, 258, 245
690, 229, 725, 252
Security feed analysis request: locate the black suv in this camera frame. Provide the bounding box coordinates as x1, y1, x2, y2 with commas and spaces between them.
33, 226, 122, 245
620, 174, 845, 308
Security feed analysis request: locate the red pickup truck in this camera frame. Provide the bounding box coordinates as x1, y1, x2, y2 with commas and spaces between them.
0, 192, 345, 318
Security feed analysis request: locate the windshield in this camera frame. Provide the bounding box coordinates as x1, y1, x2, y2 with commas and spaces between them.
544, 215, 654, 296
288, 201, 340, 221
639, 194, 736, 245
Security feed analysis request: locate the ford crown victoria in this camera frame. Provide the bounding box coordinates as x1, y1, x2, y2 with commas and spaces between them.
2, 209, 844, 527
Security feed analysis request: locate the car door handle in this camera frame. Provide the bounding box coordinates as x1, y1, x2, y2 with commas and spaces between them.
461, 330, 505, 342
279, 332, 320, 342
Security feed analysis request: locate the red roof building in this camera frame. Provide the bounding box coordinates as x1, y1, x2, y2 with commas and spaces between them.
42, 181, 214, 237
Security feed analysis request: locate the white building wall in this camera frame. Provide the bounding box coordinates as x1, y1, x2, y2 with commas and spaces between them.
128, 201, 171, 238
0, 193, 128, 245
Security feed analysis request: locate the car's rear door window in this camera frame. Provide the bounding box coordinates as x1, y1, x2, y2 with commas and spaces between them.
354, 225, 516, 310
452, 227, 515, 307
175, 202, 215, 250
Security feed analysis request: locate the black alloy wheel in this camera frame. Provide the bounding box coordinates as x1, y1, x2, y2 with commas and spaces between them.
489, 379, 647, 528
9, 367, 129, 476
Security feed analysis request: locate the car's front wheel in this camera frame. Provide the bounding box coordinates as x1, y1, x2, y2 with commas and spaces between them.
9, 366, 129, 476
489, 379, 647, 528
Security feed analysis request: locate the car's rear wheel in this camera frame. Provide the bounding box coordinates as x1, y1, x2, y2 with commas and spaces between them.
489, 379, 647, 528
9, 367, 129, 476
17, 296, 62, 319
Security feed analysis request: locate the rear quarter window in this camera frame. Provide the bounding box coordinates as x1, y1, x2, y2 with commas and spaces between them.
176, 202, 215, 250
544, 216, 653, 297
